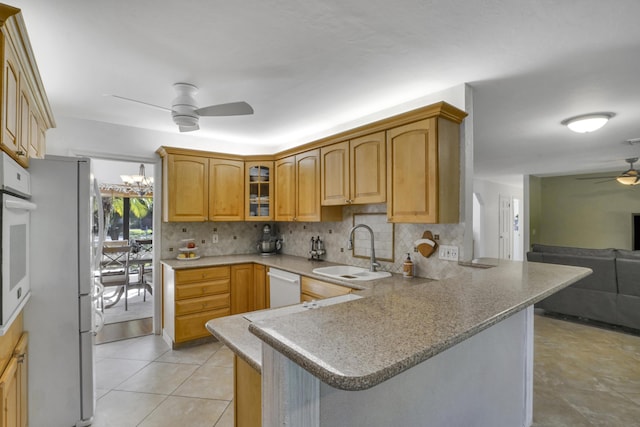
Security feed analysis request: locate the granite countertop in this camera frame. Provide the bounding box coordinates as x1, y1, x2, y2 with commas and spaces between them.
162, 253, 419, 292
199, 254, 417, 372
199, 255, 590, 391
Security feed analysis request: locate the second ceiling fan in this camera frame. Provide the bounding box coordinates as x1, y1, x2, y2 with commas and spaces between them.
577, 157, 640, 186
111, 82, 254, 132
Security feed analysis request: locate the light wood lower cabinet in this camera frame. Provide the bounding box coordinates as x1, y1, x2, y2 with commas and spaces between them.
231, 263, 268, 315
163, 265, 231, 345
163, 263, 268, 346
231, 264, 254, 315
300, 276, 352, 301
234, 355, 261, 427
254, 264, 267, 310
0, 331, 27, 427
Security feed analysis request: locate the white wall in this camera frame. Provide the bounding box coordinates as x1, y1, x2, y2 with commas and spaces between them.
473, 178, 524, 259
45, 116, 271, 160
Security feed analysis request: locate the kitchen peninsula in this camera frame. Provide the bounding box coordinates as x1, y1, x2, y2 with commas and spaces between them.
198, 255, 591, 427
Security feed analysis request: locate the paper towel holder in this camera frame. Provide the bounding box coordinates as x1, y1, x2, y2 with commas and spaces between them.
414, 231, 438, 258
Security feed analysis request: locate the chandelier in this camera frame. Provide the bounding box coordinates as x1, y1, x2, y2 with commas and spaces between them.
120, 164, 154, 196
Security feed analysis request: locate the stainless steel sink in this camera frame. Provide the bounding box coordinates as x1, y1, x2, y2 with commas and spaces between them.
312, 265, 391, 281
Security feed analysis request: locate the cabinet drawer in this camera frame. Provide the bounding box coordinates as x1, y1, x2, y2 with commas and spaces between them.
175, 308, 230, 343
301, 276, 352, 300
175, 293, 230, 316
175, 278, 230, 300
176, 266, 230, 284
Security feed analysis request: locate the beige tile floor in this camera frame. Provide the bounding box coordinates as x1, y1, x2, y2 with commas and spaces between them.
532, 313, 640, 426
93, 336, 234, 427
93, 313, 640, 426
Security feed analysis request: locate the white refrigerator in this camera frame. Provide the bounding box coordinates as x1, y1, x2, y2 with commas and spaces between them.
24, 155, 101, 427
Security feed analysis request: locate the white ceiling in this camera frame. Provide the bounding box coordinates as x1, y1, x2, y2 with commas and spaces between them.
9, 0, 640, 186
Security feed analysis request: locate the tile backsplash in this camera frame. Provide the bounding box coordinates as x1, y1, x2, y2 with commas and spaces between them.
161, 204, 466, 280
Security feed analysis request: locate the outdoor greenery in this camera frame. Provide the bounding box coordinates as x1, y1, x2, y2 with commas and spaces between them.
102, 196, 153, 240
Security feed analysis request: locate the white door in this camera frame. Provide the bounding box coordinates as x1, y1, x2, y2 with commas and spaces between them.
512, 198, 523, 261
499, 195, 512, 260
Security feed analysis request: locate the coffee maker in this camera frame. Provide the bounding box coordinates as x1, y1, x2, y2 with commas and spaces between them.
256, 224, 282, 255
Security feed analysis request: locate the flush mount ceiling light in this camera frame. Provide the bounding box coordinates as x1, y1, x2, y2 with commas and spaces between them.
561, 112, 615, 133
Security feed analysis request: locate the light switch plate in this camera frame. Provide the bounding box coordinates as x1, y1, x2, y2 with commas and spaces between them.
438, 245, 459, 261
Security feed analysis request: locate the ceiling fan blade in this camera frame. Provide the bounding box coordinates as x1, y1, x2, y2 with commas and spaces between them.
179, 124, 200, 132
107, 94, 171, 112
196, 101, 254, 117
575, 176, 618, 180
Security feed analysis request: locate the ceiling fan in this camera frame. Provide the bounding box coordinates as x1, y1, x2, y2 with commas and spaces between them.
577, 157, 640, 185
109, 82, 253, 132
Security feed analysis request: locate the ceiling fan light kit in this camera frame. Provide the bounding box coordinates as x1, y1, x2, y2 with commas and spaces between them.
561, 112, 615, 133
616, 157, 640, 186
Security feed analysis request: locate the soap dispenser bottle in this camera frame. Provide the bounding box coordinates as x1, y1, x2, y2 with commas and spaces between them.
403, 253, 414, 278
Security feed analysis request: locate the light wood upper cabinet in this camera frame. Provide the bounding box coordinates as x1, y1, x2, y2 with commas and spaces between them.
160, 150, 246, 222
276, 150, 341, 222
209, 158, 244, 221
274, 155, 297, 221
0, 7, 54, 167
320, 141, 349, 205
163, 154, 209, 222
246, 162, 273, 221
386, 117, 460, 223
2, 38, 19, 159
27, 97, 45, 159
321, 131, 386, 206
295, 149, 322, 222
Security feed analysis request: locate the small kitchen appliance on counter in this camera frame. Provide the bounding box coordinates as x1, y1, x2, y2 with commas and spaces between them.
257, 224, 282, 256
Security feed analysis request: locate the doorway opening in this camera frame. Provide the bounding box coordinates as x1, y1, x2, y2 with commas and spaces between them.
633, 214, 640, 250
92, 158, 155, 343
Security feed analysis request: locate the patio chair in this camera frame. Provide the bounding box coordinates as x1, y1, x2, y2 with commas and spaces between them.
131, 238, 153, 301
100, 245, 132, 311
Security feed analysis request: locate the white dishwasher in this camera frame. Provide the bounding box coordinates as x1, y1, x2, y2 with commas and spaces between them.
267, 268, 301, 308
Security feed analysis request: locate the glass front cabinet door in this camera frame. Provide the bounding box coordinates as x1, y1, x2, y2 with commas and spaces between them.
245, 161, 274, 221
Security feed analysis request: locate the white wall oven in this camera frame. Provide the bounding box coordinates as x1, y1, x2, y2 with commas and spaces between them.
0, 153, 34, 334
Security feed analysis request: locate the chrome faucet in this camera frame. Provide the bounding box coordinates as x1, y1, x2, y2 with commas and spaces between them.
347, 224, 380, 272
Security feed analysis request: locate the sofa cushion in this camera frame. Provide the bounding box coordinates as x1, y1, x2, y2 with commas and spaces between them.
536, 287, 617, 325
617, 294, 640, 329
531, 244, 616, 258
542, 253, 617, 293
526, 252, 543, 262
616, 257, 640, 297
616, 249, 640, 260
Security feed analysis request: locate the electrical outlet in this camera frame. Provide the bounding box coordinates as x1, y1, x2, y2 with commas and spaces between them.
212, 233, 219, 243
438, 245, 459, 261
